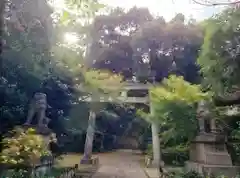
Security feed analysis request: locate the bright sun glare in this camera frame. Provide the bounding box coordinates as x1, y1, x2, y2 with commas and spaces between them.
100, 0, 224, 21
64, 33, 79, 44
50, 0, 224, 22
52, 0, 224, 44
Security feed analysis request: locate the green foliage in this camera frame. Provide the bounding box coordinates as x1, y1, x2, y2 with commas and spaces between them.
1, 169, 27, 178
169, 170, 240, 178
142, 76, 209, 164
198, 7, 240, 94
146, 143, 188, 166
140, 75, 209, 165
150, 75, 210, 106
1, 167, 68, 178
197, 7, 240, 165
0, 127, 50, 166
83, 69, 123, 95
61, 0, 105, 20
146, 143, 153, 157
162, 146, 189, 166
1, 0, 54, 131
179, 171, 203, 178
89, 10, 202, 83
228, 121, 240, 164
0, 0, 119, 136
149, 75, 209, 144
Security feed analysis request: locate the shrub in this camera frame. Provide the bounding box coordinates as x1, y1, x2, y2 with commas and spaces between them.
169, 170, 204, 178
182, 171, 203, 178
1, 169, 27, 178
0, 127, 51, 167
162, 146, 189, 166
146, 144, 189, 166
146, 144, 153, 157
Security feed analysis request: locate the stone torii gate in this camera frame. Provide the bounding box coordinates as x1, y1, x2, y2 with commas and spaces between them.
79, 82, 162, 167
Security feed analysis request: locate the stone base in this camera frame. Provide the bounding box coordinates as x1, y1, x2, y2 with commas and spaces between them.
80, 156, 99, 165
185, 161, 240, 177
144, 155, 164, 168
36, 126, 52, 135
194, 133, 226, 143
151, 161, 165, 168
22, 124, 52, 135
189, 133, 232, 165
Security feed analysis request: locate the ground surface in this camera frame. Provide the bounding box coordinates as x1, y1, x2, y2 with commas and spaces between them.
55, 152, 183, 178
93, 150, 148, 178
56, 154, 83, 167
55, 151, 149, 177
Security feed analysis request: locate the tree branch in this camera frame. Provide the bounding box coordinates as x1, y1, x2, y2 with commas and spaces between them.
192, 0, 240, 6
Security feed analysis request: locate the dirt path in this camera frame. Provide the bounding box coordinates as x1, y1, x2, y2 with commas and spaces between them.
93, 150, 148, 178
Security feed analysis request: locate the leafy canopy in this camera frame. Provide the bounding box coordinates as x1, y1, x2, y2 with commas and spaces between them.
150, 75, 209, 106
198, 7, 240, 95
143, 75, 210, 145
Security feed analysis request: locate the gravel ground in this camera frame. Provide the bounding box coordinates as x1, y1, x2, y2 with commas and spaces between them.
92, 151, 147, 178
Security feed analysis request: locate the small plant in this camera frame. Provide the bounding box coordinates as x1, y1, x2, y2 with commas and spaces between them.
169, 170, 204, 178
146, 144, 153, 157
2, 169, 27, 178
182, 171, 204, 178
229, 122, 240, 164
0, 127, 51, 166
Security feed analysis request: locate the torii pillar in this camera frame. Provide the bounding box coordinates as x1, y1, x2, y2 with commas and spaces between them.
150, 101, 163, 168
80, 110, 98, 164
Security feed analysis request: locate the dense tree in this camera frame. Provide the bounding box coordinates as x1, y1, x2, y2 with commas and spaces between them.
0, 0, 120, 147
1, 0, 56, 134
198, 6, 240, 164
198, 7, 240, 98
87, 9, 202, 83
131, 13, 202, 82
150, 75, 209, 141
138, 75, 209, 165
86, 7, 153, 80
4, 0, 239, 163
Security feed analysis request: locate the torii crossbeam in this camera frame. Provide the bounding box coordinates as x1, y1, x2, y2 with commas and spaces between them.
79, 82, 152, 103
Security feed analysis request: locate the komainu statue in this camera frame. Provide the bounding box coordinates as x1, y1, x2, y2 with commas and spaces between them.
24, 92, 50, 129
197, 100, 217, 133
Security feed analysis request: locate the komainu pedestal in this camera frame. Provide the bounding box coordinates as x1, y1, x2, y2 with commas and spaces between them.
185, 100, 240, 177
189, 133, 231, 165
185, 133, 240, 177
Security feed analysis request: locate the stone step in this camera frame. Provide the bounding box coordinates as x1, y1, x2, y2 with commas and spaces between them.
57, 165, 98, 178
74, 167, 99, 178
